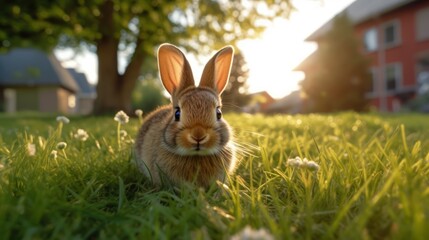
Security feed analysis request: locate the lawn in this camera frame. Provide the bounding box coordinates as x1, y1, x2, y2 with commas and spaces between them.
0, 112, 428, 239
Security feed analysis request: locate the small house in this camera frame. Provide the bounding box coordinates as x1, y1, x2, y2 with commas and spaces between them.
0, 48, 95, 114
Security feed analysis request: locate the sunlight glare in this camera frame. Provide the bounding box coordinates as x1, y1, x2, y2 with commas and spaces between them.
238, 18, 317, 99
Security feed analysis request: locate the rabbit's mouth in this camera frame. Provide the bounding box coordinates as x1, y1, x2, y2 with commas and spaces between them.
175, 145, 219, 156
189, 146, 218, 155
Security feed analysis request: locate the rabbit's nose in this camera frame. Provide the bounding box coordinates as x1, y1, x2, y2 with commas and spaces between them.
191, 135, 207, 143
190, 127, 208, 143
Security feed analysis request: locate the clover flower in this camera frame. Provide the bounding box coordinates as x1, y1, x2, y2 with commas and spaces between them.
120, 130, 127, 138
287, 156, 320, 172
56, 116, 70, 124
114, 111, 129, 149
231, 226, 274, 240
286, 157, 303, 167
135, 109, 143, 118
50, 150, 58, 160
56, 142, 67, 150
306, 161, 320, 171
56, 116, 70, 138
114, 111, 129, 125
27, 143, 36, 156
135, 109, 144, 125
74, 129, 89, 141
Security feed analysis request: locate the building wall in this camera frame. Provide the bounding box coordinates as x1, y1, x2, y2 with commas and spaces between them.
356, 0, 429, 111
16, 88, 39, 111
39, 87, 59, 113
77, 96, 95, 115
1, 87, 75, 114
57, 88, 74, 114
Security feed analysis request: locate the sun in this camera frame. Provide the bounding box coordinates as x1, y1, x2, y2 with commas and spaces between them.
238, 18, 316, 99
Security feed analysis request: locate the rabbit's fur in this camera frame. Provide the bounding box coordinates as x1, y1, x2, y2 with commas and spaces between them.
135, 43, 237, 188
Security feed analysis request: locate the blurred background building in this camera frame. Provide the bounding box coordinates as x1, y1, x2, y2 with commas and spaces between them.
296, 0, 429, 112
0, 48, 96, 114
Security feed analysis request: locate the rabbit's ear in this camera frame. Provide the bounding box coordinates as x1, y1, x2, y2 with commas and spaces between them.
158, 43, 195, 95
199, 46, 234, 94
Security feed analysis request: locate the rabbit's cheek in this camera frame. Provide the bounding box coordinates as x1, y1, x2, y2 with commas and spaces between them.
164, 125, 180, 148
203, 129, 219, 149
176, 129, 195, 149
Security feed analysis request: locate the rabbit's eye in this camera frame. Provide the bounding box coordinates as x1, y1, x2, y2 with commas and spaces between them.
174, 107, 181, 121
216, 107, 222, 120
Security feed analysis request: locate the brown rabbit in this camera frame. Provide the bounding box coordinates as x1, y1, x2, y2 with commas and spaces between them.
135, 43, 237, 188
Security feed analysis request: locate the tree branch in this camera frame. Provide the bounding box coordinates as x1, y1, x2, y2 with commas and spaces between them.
121, 38, 145, 96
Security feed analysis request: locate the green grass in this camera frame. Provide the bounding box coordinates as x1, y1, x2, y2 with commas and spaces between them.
0, 112, 429, 239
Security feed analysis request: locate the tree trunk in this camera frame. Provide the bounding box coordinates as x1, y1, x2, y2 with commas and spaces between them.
94, 41, 145, 115
93, 0, 144, 115
94, 38, 122, 114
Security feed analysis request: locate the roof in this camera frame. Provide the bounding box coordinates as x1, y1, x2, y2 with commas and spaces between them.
0, 48, 79, 92
67, 68, 96, 95
293, 51, 317, 71
266, 90, 302, 113
306, 0, 416, 41
248, 91, 275, 103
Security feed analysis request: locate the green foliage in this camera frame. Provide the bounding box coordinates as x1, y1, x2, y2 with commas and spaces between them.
1, 0, 293, 113
301, 14, 371, 113
132, 78, 169, 113
1, 0, 292, 54
222, 52, 251, 112
1, 112, 429, 239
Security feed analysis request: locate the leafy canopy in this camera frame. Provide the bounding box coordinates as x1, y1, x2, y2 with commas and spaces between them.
1, 0, 293, 55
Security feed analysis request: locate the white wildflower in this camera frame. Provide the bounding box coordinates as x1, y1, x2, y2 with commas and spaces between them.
74, 129, 89, 141
27, 143, 36, 156
50, 150, 58, 159
114, 111, 129, 125
0, 163, 4, 170
302, 157, 309, 164
56, 142, 67, 150
56, 116, 70, 124
305, 161, 320, 172
120, 130, 128, 138
287, 157, 303, 167
230, 226, 274, 240
135, 109, 143, 117
287, 156, 320, 172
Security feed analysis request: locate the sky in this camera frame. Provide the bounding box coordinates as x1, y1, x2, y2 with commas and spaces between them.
56, 0, 356, 99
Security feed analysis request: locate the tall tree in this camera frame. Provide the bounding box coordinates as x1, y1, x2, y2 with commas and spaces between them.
1, 0, 293, 114
222, 52, 250, 112
300, 13, 371, 112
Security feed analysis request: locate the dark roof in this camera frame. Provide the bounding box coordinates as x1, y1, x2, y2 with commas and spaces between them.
67, 68, 95, 95
266, 90, 302, 112
0, 48, 79, 92
306, 0, 416, 41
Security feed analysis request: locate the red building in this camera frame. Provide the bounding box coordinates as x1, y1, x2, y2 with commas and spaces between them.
297, 0, 429, 112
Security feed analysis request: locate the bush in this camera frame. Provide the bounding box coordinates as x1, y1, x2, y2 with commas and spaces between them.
132, 78, 169, 113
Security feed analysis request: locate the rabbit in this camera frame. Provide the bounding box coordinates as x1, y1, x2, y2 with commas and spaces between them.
135, 43, 237, 188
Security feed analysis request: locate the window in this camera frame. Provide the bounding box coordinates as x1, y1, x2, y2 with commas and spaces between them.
383, 21, 400, 47
385, 64, 402, 91
367, 68, 377, 93
363, 28, 378, 52
4, 89, 16, 113
416, 54, 429, 95
68, 95, 76, 108
416, 7, 429, 41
